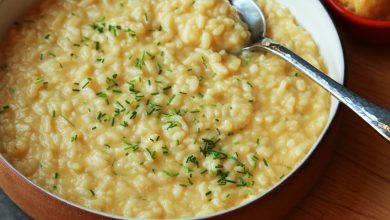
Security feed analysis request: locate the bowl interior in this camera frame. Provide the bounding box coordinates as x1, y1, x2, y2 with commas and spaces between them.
0, 0, 345, 219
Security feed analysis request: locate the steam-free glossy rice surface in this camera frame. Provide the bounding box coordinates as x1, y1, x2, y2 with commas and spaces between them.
0, 0, 330, 218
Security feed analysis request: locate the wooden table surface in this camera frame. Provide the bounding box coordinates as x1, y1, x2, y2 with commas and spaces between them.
285, 30, 390, 219
1, 9, 389, 220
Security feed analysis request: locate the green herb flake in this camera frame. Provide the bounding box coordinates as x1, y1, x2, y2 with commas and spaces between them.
161, 170, 179, 177
201, 56, 208, 68
200, 137, 221, 157
263, 158, 269, 167
167, 95, 176, 105
0, 105, 10, 114
94, 41, 100, 50
60, 115, 75, 127
146, 148, 157, 160
34, 78, 45, 85
144, 12, 149, 22
236, 177, 255, 187
135, 52, 146, 69
186, 155, 199, 167
71, 134, 78, 142
292, 72, 299, 77
123, 28, 137, 38
123, 140, 139, 152
251, 155, 259, 165
82, 78, 92, 89
96, 58, 105, 63
108, 25, 120, 37
162, 146, 169, 155
96, 92, 107, 98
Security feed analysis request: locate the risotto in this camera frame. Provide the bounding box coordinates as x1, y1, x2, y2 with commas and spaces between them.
0, 0, 330, 218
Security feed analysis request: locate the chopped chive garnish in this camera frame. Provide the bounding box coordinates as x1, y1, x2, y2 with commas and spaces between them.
144, 12, 149, 22
163, 86, 171, 91
146, 148, 156, 160
135, 52, 146, 69
186, 155, 199, 167
60, 115, 75, 127
251, 155, 259, 164
167, 95, 176, 105
162, 146, 169, 155
263, 158, 269, 167
161, 170, 179, 177
123, 139, 139, 151
34, 78, 45, 85
81, 78, 92, 89
201, 56, 208, 68
96, 92, 107, 98
0, 105, 10, 114
71, 134, 78, 142
94, 41, 100, 50
130, 111, 137, 119
157, 63, 162, 75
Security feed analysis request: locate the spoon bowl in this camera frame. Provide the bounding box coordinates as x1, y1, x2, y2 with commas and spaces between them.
230, 0, 390, 142
230, 0, 266, 42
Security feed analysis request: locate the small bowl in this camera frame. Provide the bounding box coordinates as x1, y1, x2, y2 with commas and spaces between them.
323, 0, 390, 43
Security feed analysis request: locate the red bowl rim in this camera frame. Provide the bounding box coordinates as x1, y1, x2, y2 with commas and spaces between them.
326, 0, 390, 27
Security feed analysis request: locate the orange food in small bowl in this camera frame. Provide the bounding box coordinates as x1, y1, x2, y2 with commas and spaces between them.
339, 0, 390, 20
324, 0, 390, 43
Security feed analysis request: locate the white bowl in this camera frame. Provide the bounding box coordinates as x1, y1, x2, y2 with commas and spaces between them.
0, 0, 344, 219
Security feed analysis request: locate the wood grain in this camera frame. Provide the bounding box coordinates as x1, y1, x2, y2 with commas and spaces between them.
285, 30, 390, 220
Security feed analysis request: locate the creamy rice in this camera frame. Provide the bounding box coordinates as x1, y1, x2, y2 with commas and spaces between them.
0, 0, 330, 218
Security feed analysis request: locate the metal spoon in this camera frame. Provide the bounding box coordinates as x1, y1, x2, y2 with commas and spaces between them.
229, 0, 390, 142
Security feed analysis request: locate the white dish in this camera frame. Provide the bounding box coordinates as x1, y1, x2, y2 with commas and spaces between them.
0, 0, 344, 219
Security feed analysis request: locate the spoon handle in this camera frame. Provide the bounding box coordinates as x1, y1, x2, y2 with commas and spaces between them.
247, 38, 390, 142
